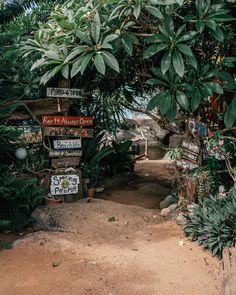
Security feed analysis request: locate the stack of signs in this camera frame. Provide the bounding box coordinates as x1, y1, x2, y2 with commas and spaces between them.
41, 115, 93, 198
176, 140, 200, 170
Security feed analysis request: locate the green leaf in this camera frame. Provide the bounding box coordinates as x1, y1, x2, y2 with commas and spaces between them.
147, 92, 164, 111
172, 50, 184, 77
30, 58, 46, 71
161, 50, 172, 74
177, 44, 193, 56
0, 103, 24, 118
103, 34, 119, 43
210, 27, 224, 42
143, 43, 167, 59
64, 46, 89, 63
216, 71, 234, 83
166, 97, 177, 121
185, 54, 197, 69
61, 64, 69, 79
94, 53, 106, 75
205, 82, 224, 94
145, 5, 163, 19
133, 3, 141, 19
71, 53, 93, 77
91, 13, 101, 44
211, 15, 235, 22
44, 50, 60, 60
102, 51, 120, 73
205, 20, 216, 31
146, 78, 168, 87
191, 88, 201, 111
122, 35, 133, 56
196, 21, 205, 33
160, 91, 171, 115
76, 30, 92, 44
40, 65, 63, 85
224, 101, 236, 128
178, 31, 198, 42
176, 90, 189, 110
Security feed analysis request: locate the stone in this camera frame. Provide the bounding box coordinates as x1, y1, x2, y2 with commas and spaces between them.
168, 204, 178, 212
160, 195, 176, 209
169, 134, 185, 148
138, 183, 169, 197
160, 208, 171, 217
108, 216, 116, 222
176, 213, 186, 224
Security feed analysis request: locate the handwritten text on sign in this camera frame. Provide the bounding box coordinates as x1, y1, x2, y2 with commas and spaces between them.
50, 174, 79, 195
43, 126, 93, 138
53, 139, 81, 150
41, 116, 93, 127
47, 88, 82, 98
49, 150, 82, 158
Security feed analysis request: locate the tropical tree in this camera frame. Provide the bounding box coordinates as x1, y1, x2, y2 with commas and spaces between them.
21, 0, 236, 128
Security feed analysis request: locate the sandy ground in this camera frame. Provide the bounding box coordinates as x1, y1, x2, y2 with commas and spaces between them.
0, 160, 220, 295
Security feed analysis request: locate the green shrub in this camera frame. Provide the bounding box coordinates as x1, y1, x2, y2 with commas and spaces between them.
183, 189, 236, 258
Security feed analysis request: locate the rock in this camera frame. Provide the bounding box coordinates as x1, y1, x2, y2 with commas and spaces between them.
160, 195, 176, 209
162, 151, 172, 161
138, 183, 169, 197
176, 213, 186, 224
160, 208, 171, 217
31, 206, 62, 232
168, 204, 178, 212
52, 261, 60, 267
169, 134, 185, 148
108, 216, 116, 222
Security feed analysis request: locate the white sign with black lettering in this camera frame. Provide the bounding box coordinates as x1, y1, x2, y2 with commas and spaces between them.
50, 174, 79, 195
53, 139, 81, 150
46, 88, 82, 98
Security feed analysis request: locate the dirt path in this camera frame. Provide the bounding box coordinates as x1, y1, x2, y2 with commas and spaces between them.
0, 161, 220, 295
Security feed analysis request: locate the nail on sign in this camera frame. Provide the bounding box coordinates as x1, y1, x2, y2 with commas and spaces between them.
50, 174, 79, 195
53, 139, 81, 150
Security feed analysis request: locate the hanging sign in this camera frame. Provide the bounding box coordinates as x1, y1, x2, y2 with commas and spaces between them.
15, 125, 42, 144
53, 139, 81, 150
50, 174, 80, 195
43, 126, 93, 138
46, 88, 82, 98
49, 150, 82, 158
51, 157, 80, 168
41, 116, 93, 127
181, 140, 200, 163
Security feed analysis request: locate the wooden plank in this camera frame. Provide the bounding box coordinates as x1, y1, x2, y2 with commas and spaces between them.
49, 150, 82, 158
14, 125, 42, 143
7, 98, 71, 120
47, 87, 82, 98
50, 174, 80, 195
182, 148, 199, 162
182, 140, 200, 153
176, 159, 199, 170
43, 126, 93, 138
41, 116, 93, 127
51, 157, 80, 168
53, 139, 81, 150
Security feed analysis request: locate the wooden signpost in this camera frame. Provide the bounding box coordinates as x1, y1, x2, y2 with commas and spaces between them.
41, 116, 93, 127
49, 150, 82, 158
47, 87, 82, 99
53, 139, 81, 150
50, 174, 80, 195
181, 140, 200, 164
16, 125, 42, 144
51, 157, 80, 169
43, 126, 93, 138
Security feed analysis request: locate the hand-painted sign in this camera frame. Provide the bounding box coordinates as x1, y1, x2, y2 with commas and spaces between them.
43, 126, 93, 138
16, 125, 42, 144
176, 159, 199, 170
50, 174, 79, 195
51, 157, 80, 168
181, 140, 200, 164
47, 88, 82, 98
53, 139, 81, 150
41, 116, 93, 127
49, 150, 82, 158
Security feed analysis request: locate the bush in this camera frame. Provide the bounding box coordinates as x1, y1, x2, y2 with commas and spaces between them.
183, 189, 236, 258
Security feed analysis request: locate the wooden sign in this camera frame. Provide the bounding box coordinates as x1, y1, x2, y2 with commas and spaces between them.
41, 116, 93, 127
182, 149, 199, 162
51, 157, 80, 168
43, 126, 93, 138
49, 150, 82, 158
15, 125, 42, 143
53, 139, 81, 150
50, 174, 80, 195
47, 88, 82, 98
176, 159, 199, 170
182, 140, 200, 154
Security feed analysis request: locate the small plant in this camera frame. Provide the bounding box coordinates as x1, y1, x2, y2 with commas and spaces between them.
183, 189, 236, 258
168, 147, 183, 161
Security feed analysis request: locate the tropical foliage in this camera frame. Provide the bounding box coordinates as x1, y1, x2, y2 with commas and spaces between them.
20, 0, 236, 126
